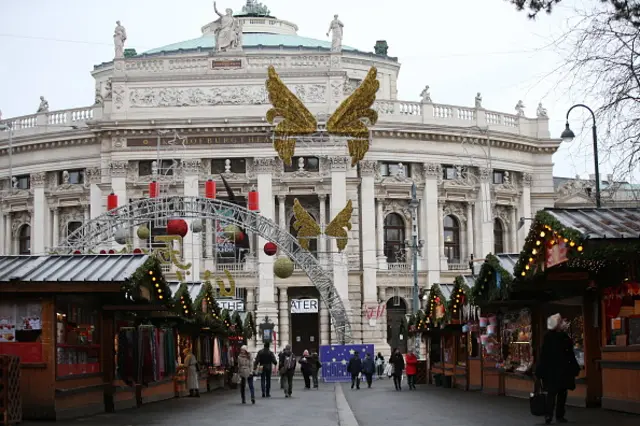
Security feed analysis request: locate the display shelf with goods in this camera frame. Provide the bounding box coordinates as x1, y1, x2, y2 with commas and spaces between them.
0, 301, 44, 363
478, 313, 504, 395
55, 296, 100, 378
604, 281, 640, 347
498, 309, 533, 374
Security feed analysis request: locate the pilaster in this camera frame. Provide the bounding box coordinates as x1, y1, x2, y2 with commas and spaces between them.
318, 194, 327, 267
519, 173, 532, 247
328, 156, 350, 312
278, 287, 290, 349
359, 160, 377, 303
182, 160, 201, 281
109, 161, 128, 249
510, 206, 518, 252
255, 158, 276, 312
320, 298, 330, 345
51, 207, 59, 249
466, 202, 474, 260
376, 198, 387, 269
476, 167, 494, 258
246, 288, 256, 353
4, 214, 11, 254
0, 213, 4, 256
31, 172, 47, 255
422, 163, 441, 285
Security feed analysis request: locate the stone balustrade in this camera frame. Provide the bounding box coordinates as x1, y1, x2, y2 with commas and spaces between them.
0, 106, 100, 135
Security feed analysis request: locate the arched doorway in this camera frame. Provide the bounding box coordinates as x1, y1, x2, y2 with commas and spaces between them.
18, 224, 31, 255
386, 297, 408, 353
493, 218, 505, 254
53, 196, 351, 342
384, 213, 405, 263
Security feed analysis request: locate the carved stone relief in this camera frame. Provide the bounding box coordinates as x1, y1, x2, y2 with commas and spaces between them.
60, 207, 85, 238
442, 202, 467, 223
112, 85, 125, 109
11, 211, 31, 238
86, 167, 102, 184
110, 161, 130, 178
521, 172, 532, 187
493, 205, 512, 225
359, 160, 376, 176
112, 137, 126, 149
422, 163, 442, 182
253, 157, 277, 174
181, 159, 201, 175
30, 172, 47, 188
383, 200, 411, 221
328, 156, 349, 172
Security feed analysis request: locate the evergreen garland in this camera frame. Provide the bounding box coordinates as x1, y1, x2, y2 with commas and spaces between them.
220, 309, 232, 329
472, 254, 513, 302
448, 275, 471, 318
194, 280, 222, 318
425, 283, 447, 325
173, 283, 195, 319
232, 311, 244, 336
243, 312, 256, 340
123, 256, 172, 304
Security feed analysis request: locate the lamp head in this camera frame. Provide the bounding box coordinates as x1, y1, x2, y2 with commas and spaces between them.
561, 122, 575, 143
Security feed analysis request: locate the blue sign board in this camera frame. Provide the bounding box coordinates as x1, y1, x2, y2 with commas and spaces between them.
320, 344, 375, 383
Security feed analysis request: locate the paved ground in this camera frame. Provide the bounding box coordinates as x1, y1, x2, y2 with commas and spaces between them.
341, 379, 640, 425
21, 379, 640, 425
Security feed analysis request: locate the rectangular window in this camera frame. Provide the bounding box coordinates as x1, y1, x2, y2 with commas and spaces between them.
55, 295, 101, 378
0, 301, 43, 363
211, 158, 246, 174
283, 157, 320, 173
139, 160, 177, 177
14, 175, 30, 190
380, 162, 410, 177
493, 170, 505, 185
59, 169, 84, 185
442, 166, 456, 181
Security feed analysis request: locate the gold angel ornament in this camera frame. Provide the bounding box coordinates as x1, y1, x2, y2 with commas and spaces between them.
292, 198, 353, 252
265, 66, 379, 167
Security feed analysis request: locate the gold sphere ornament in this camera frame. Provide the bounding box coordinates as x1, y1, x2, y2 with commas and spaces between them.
273, 256, 295, 279
137, 225, 150, 240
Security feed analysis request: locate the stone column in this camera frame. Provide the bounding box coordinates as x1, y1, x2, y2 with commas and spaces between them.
510, 206, 518, 252
320, 298, 330, 345
422, 163, 441, 285
109, 161, 128, 249
318, 194, 327, 267
278, 287, 290, 349
182, 160, 201, 281
52, 207, 59, 249
518, 173, 532, 247
246, 288, 256, 353
254, 158, 279, 335
329, 156, 351, 311
30, 172, 48, 255
466, 202, 474, 261
360, 161, 377, 304
278, 195, 286, 230
86, 167, 103, 220
478, 168, 494, 258
0, 213, 4, 256
376, 198, 387, 269
4, 214, 11, 255
438, 202, 446, 265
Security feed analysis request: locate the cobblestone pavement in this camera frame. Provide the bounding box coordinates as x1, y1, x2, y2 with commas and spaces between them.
22, 381, 341, 426
340, 380, 640, 425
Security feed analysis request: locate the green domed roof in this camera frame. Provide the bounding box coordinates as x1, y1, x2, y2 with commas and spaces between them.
144, 33, 356, 55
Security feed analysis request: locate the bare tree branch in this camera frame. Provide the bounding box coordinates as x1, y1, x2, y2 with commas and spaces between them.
509, 0, 640, 27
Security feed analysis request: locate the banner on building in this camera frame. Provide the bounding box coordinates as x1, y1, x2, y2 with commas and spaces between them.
320, 344, 375, 383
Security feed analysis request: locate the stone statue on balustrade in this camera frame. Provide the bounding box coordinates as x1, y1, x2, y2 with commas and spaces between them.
420, 85, 432, 103
515, 100, 525, 116
536, 102, 548, 118
37, 96, 49, 113
213, 1, 243, 52
327, 14, 344, 52
113, 21, 127, 59
475, 92, 483, 109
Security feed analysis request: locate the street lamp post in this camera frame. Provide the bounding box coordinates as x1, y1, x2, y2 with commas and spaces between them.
560, 104, 601, 208
409, 183, 424, 358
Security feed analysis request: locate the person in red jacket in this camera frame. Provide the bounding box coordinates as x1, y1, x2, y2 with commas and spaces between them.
405, 350, 418, 390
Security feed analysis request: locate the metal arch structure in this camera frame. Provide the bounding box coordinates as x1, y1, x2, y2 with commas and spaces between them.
54, 196, 352, 343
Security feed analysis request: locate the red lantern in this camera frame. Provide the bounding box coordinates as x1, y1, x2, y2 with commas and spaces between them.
107, 192, 118, 211
133, 248, 143, 254
149, 181, 159, 198
205, 180, 216, 199
264, 242, 277, 256
248, 190, 259, 211
167, 219, 188, 237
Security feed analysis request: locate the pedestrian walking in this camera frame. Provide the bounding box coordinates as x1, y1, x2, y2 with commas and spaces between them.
389, 348, 405, 391
310, 351, 321, 389
362, 353, 375, 388
300, 350, 313, 389
405, 350, 418, 390
182, 348, 200, 397
238, 345, 256, 404
254, 342, 277, 398
536, 314, 580, 424
347, 350, 363, 390
278, 344, 296, 398
375, 352, 385, 379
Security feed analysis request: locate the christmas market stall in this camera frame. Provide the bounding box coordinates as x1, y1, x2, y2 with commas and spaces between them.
514, 208, 640, 414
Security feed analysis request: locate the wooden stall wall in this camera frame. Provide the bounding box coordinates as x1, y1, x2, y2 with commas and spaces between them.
600, 347, 640, 414
468, 357, 482, 390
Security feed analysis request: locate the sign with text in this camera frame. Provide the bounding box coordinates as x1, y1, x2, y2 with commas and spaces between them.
126, 135, 270, 147
210, 59, 243, 69
290, 299, 318, 314
217, 299, 245, 312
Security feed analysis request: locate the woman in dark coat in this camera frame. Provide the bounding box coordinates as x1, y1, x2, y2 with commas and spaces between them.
535, 314, 580, 424
389, 348, 405, 391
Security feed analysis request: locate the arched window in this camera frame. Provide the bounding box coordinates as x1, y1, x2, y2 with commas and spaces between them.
18, 225, 31, 255
494, 219, 505, 254
290, 215, 318, 257
384, 213, 405, 263
67, 221, 83, 243
443, 215, 460, 263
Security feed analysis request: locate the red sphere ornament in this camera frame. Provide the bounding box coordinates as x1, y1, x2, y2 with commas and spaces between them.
73, 250, 81, 255
264, 242, 277, 256
99, 249, 107, 254
133, 248, 143, 254
108, 249, 116, 254
167, 219, 188, 237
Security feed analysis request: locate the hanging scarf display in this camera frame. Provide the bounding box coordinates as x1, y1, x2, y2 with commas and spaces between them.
213, 338, 221, 366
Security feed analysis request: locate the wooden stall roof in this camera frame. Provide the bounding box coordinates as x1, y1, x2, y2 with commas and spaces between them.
0, 254, 149, 283
540, 208, 640, 239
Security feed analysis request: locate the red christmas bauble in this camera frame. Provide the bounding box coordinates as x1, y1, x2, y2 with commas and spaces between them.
133, 248, 143, 254
108, 249, 116, 254
73, 250, 81, 255
167, 219, 188, 237
435, 297, 440, 303
99, 250, 107, 254
264, 242, 277, 256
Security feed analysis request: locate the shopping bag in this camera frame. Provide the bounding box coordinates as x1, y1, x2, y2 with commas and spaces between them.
384, 363, 393, 377
232, 373, 241, 384
529, 379, 547, 417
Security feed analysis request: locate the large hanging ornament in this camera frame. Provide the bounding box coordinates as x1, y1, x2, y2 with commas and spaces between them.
205, 179, 216, 199
114, 228, 128, 245
137, 225, 150, 240
191, 219, 203, 233
223, 224, 243, 241
292, 198, 353, 252
247, 189, 259, 211
167, 219, 188, 237
273, 257, 294, 279
264, 242, 277, 256
149, 181, 159, 198
107, 192, 118, 211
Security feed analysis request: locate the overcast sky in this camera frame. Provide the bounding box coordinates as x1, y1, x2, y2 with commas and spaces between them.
0, 0, 624, 181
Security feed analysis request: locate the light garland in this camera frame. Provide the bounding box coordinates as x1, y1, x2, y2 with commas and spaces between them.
449, 275, 470, 317
173, 283, 193, 317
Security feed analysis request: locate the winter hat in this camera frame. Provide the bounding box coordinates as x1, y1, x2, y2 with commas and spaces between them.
303, 350, 309, 356
240, 345, 248, 352
547, 313, 562, 330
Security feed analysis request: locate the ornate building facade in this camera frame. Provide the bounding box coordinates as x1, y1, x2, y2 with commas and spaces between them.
0, 3, 558, 354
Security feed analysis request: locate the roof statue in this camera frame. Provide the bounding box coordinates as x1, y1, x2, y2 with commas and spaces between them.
213, 1, 243, 52
113, 21, 127, 59
327, 14, 344, 52
37, 96, 49, 113
241, 0, 270, 16
515, 100, 525, 116
536, 102, 548, 119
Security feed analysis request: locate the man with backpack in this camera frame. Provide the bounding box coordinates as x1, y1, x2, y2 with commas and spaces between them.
278, 344, 297, 398
254, 342, 278, 398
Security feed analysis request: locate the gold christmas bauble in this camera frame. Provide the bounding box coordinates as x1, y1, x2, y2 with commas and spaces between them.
273, 257, 294, 279
137, 225, 150, 240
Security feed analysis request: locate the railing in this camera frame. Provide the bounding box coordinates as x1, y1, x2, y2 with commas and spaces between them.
0, 106, 99, 136
447, 263, 470, 271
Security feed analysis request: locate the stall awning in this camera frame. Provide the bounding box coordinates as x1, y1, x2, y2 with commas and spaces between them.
0, 254, 150, 283
541, 208, 640, 239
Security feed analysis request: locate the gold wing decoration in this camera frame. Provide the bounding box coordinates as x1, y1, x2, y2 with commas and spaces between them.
292, 198, 321, 250
324, 200, 353, 252
292, 198, 353, 252
326, 67, 380, 166
265, 66, 317, 166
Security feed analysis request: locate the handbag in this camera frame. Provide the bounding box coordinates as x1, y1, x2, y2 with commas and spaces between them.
529, 378, 547, 417
232, 372, 241, 384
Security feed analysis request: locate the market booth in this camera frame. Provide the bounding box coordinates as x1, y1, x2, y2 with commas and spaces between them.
0, 254, 234, 420
513, 207, 640, 413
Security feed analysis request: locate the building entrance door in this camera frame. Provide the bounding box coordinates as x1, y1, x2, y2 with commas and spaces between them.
386, 297, 408, 353
290, 297, 320, 356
